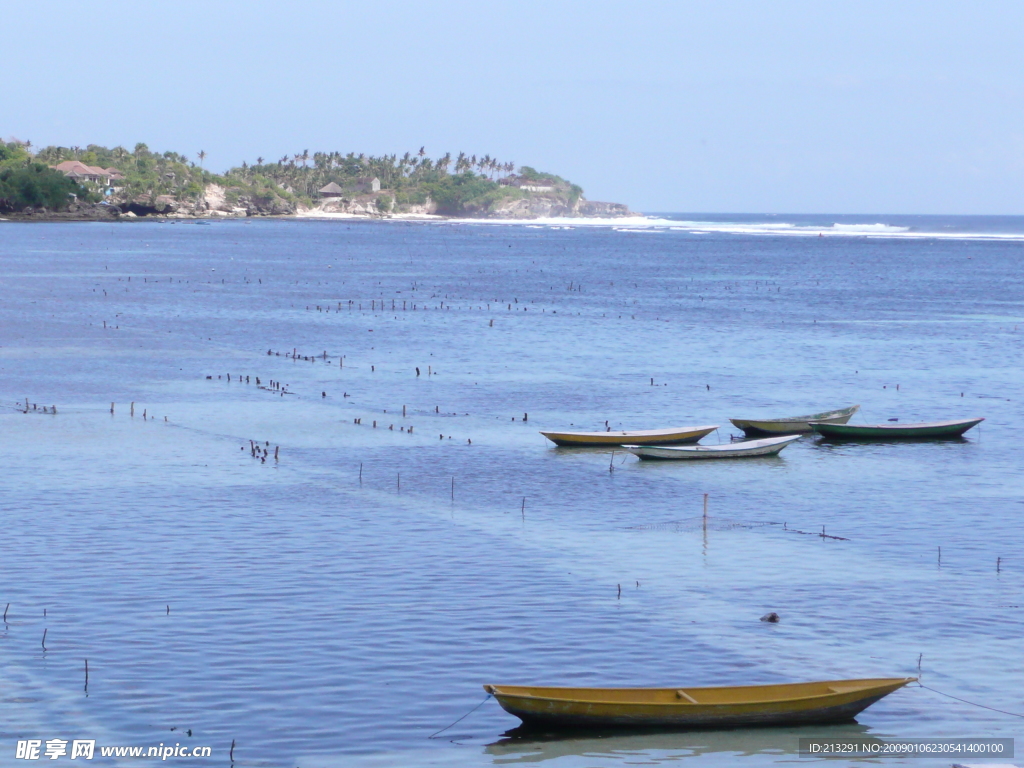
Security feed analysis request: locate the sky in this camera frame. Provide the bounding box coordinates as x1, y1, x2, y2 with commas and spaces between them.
5, 1, 1023, 214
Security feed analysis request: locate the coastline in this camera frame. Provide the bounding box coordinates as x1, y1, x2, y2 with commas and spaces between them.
0, 208, 649, 225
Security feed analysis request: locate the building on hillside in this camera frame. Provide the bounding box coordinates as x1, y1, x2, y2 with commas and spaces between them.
353, 176, 380, 193
52, 160, 120, 185
499, 175, 553, 192
318, 182, 344, 198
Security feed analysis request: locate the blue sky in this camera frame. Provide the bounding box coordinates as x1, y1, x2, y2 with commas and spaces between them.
7, 1, 1023, 213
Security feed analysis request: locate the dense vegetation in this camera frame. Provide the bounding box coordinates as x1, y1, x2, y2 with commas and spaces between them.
27, 141, 583, 215
0, 141, 92, 212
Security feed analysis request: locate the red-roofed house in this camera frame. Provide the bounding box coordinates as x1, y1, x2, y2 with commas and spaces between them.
52, 160, 116, 185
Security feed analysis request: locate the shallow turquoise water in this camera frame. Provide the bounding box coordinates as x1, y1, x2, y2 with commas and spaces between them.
0, 216, 1021, 766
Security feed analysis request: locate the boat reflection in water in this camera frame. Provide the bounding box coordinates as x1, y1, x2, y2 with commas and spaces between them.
486, 722, 876, 764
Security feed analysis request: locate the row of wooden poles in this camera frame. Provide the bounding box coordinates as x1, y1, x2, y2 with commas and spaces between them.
108, 402, 167, 421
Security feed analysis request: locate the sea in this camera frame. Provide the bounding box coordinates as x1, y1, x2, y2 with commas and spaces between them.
1, 213, 1022, 767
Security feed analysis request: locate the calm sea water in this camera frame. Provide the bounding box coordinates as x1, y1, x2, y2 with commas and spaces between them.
1, 214, 1022, 767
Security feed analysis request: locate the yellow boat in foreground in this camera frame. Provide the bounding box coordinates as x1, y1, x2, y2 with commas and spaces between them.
540, 424, 719, 447
484, 678, 915, 730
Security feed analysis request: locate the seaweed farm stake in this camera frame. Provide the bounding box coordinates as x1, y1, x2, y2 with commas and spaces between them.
521, 497, 525, 520
359, 463, 363, 485
84, 659, 88, 692
42, 629, 47, 650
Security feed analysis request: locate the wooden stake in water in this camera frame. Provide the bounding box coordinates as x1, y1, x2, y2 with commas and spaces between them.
41, 628, 47, 650
397, 473, 400, 492
521, 497, 525, 520
609, 451, 615, 472
359, 463, 363, 485
451, 477, 454, 500
84, 658, 88, 692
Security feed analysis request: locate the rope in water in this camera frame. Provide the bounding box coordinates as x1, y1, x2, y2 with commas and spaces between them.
428, 693, 493, 739
918, 683, 1024, 719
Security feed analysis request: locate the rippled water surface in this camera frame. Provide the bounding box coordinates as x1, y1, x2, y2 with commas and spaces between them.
1, 215, 1022, 767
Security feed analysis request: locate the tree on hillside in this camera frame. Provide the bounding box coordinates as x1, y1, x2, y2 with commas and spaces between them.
0, 162, 90, 212
197, 150, 207, 168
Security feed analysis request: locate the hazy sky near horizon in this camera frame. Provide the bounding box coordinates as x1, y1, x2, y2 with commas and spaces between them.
6, 1, 1023, 214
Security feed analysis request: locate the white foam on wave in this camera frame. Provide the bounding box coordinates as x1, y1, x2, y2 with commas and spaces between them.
665, 219, 1024, 242
446, 215, 1024, 241
447, 215, 680, 228
829, 222, 909, 233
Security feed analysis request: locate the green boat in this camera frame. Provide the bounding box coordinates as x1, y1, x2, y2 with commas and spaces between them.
810, 418, 984, 440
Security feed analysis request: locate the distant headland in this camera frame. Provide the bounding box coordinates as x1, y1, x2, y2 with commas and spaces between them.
0, 139, 634, 221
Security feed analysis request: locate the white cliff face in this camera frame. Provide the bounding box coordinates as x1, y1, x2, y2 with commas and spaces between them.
106, 184, 629, 220
469, 196, 634, 219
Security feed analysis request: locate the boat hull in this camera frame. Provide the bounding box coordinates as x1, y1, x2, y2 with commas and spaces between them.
485, 678, 914, 732
810, 418, 984, 440
624, 435, 801, 460
730, 405, 859, 436
541, 425, 718, 447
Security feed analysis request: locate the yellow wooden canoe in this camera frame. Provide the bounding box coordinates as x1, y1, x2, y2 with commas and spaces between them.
540, 425, 719, 447
484, 678, 915, 730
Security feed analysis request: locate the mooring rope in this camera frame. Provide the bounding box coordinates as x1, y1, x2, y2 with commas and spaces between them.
428, 693, 493, 739
917, 683, 1024, 719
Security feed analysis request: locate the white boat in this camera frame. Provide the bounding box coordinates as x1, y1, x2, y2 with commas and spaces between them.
623, 434, 802, 460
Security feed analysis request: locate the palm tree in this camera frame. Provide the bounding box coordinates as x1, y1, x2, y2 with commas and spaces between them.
256, 156, 264, 166
418, 146, 426, 158
197, 150, 207, 168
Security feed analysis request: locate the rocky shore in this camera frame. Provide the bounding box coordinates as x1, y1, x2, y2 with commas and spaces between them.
4, 183, 634, 222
